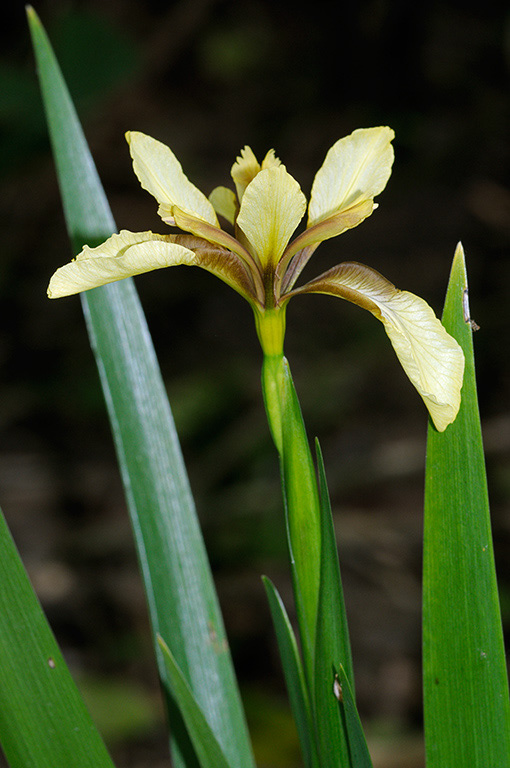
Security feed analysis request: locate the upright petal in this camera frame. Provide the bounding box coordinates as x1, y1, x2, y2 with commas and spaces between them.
308, 127, 394, 227
261, 149, 282, 170
126, 131, 218, 225
236, 166, 307, 269
290, 262, 464, 431
231, 146, 261, 201
209, 186, 238, 225
48, 229, 257, 304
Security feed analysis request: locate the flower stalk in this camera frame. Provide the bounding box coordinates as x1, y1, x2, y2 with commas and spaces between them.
262, 353, 322, 685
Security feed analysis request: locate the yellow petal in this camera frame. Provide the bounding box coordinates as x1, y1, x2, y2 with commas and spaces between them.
308, 127, 395, 227
291, 262, 464, 431
236, 166, 307, 269
261, 149, 282, 170
48, 230, 257, 303
231, 146, 260, 201
209, 186, 238, 225
126, 131, 218, 226
280, 198, 375, 275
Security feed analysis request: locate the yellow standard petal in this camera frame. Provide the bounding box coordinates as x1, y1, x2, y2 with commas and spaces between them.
261, 149, 282, 170
236, 166, 307, 269
231, 146, 261, 201
48, 230, 257, 303
307, 127, 395, 227
209, 186, 238, 225
126, 131, 218, 226
290, 262, 464, 431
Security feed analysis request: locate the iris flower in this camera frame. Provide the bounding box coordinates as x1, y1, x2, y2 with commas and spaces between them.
48, 126, 464, 431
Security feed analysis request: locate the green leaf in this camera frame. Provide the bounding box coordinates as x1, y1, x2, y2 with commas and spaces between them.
423, 243, 510, 767
335, 666, 373, 768
0, 507, 116, 768
262, 576, 319, 768
157, 636, 233, 768
315, 440, 354, 688
313, 441, 354, 768
27, 8, 254, 768
262, 354, 322, 684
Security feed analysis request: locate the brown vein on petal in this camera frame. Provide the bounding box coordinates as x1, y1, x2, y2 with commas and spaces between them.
169, 207, 265, 301
187, 240, 263, 307
286, 261, 397, 317
278, 199, 375, 291
169, 207, 257, 263
283, 199, 374, 261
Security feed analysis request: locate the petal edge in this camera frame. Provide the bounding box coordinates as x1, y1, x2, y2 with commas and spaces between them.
291, 262, 464, 430
308, 127, 394, 227
126, 131, 218, 226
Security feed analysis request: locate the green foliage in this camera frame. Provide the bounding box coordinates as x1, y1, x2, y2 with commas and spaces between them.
262, 354, 321, 677
27, 8, 254, 768
262, 576, 319, 768
0, 506, 115, 768
423, 244, 510, 766
157, 637, 233, 768
334, 667, 373, 768
313, 441, 354, 768
9, 9, 506, 768
262, 356, 373, 767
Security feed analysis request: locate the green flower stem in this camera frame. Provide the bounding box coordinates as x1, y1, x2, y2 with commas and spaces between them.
261, 353, 321, 686
260, 351, 285, 454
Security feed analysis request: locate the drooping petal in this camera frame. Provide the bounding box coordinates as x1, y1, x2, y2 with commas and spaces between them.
170, 207, 264, 301
231, 146, 261, 201
307, 127, 394, 227
126, 131, 218, 226
236, 166, 307, 269
290, 262, 464, 431
209, 186, 238, 225
48, 229, 258, 304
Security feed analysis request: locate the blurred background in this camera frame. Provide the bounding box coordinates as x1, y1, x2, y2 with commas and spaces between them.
2, 1, 510, 766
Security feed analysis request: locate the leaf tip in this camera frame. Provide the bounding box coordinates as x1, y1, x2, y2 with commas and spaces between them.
451, 241, 468, 288
156, 632, 166, 649
25, 5, 39, 25
453, 240, 465, 264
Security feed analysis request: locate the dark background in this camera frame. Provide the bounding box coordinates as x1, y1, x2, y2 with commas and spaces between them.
2, 1, 510, 766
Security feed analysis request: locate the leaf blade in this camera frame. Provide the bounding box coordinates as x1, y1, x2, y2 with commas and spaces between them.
423, 243, 510, 767
157, 636, 233, 768
28, 8, 254, 768
262, 576, 319, 768
0, 507, 116, 768
313, 441, 355, 768
335, 666, 373, 768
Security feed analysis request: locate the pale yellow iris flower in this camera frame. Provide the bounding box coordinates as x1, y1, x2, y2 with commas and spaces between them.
48, 126, 464, 431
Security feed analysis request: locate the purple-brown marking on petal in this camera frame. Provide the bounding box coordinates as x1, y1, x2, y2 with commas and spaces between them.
286, 261, 391, 316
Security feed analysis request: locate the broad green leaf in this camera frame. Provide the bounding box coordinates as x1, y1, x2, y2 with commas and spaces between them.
313, 441, 353, 768
28, 8, 255, 768
262, 354, 321, 685
0, 507, 116, 768
335, 666, 373, 768
262, 576, 319, 768
157, 636, 232, 768
423, 243, 510, 767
